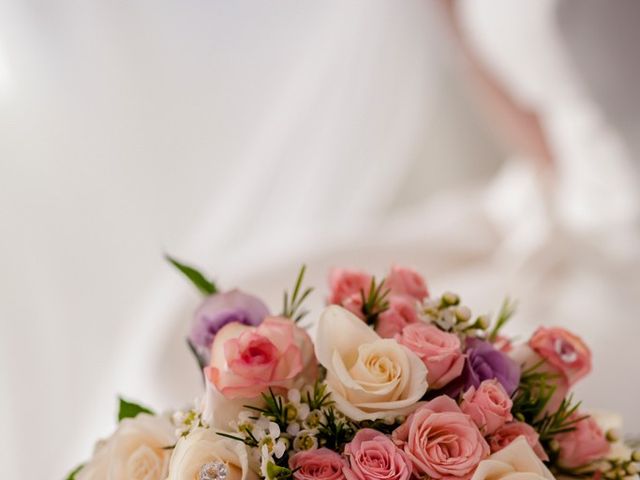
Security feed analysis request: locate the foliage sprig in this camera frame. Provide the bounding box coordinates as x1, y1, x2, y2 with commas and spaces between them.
281, 265, 313, 323
512, 362, 586, 445
488, 297, 517, 342
243, 388, 290, 430
361, 277, 390, 326
317, 407, 356, 451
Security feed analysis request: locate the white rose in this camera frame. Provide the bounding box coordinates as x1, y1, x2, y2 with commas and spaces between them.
471, 436, 555, 480
77, 414, 176, 480
315, 305, 428, 421
167, 428, 258, 480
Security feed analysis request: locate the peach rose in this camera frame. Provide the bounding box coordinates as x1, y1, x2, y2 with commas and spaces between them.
344, 429, 412, 480
77, 414, 176, 480
167, 428, 258, 480
393, 396, 489, 480
316, 306, 428, 421
396, 323, 464, 389
289, 448, 347, 480
556, 414, 610, 469
461, 380, 513, 435
471, 437, 554, 480
385, 266, 429, 301
529, 327, 591, 387
488, 422, 548, 461
206, 316, 316, 399
376, 295, 420, 338
328, 268, 372, 306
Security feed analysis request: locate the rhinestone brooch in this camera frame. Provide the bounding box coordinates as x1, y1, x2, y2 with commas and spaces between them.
199, 461, 228, 480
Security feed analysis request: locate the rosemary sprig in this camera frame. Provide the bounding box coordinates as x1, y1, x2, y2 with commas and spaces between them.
281, 265, 313, 323
216, 431, 259, 447
305, 381, 334, 411
512, 362, 586, 446
361, 277, 390, 326
536, 395, 586, 442
317, 407, 356, 451
488, 297, 517, 342
243, 388, 289, 429
511, 361, 558, 424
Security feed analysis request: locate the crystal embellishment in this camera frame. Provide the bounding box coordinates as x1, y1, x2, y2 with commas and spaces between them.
199, 461, 228, 480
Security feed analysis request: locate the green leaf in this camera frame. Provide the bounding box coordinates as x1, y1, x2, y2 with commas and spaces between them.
165, 254, 218, 295
266, 461, 293, 480
118, 397, 154, 422
65, 464, 83, 480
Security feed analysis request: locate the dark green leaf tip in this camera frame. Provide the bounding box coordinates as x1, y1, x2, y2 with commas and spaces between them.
118, 397, 154, 422
165, 254, 218, 295
65, 464, 83, 480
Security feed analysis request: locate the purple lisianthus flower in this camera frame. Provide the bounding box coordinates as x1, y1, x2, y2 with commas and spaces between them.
442, 338, 520, 397
189, 289, 269, 365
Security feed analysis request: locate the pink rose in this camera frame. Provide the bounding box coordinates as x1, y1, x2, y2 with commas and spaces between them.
492, 335, 513, 353
488, 421, 549, 461
393, 396, 489, 480
529, 327, 592, 387
290, 448, 347, 480
341, 293, 365, 320
461, 380, 513, 435
205, 316, 316, 399
376, 295, 419, 338
344, 429, 412, 480
328, 268, 372, 306
396, 323, 464, 389
385, 265, 429, 301
556, 414, 610, 469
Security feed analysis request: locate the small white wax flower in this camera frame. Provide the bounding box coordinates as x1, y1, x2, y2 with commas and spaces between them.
436, 309, 455, 330
253, 418, 277, 440
297, 404, 310, 421
260, 445, 272, 479
287, 422, 301, 436
172, 411, 186, 424
238, 411, 254, 423
303, 410, 326, 429
268, 421, 280, 439
287, 389, 301, 404
274, 439, 287, 459
293, 430, 319, 451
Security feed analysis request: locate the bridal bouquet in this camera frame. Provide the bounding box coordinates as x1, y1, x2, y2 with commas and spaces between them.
68, 260, 638, 480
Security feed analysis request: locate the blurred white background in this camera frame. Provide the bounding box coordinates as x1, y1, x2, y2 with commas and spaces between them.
0, 1, 638, 479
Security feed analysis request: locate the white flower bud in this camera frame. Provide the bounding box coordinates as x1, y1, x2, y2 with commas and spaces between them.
287, 388, 301, 405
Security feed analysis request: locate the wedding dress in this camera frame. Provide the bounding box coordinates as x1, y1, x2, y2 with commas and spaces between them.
118, 0, 640, 445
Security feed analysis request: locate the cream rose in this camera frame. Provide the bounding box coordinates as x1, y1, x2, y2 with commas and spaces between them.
77, 414, 176, 480
167, 428, 258, 480
315, 305, 428, 421
470, 436, 555, 480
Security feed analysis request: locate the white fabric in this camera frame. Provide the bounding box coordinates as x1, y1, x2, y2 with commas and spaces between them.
1, 1, 640, 479
0, 2, 472, 477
